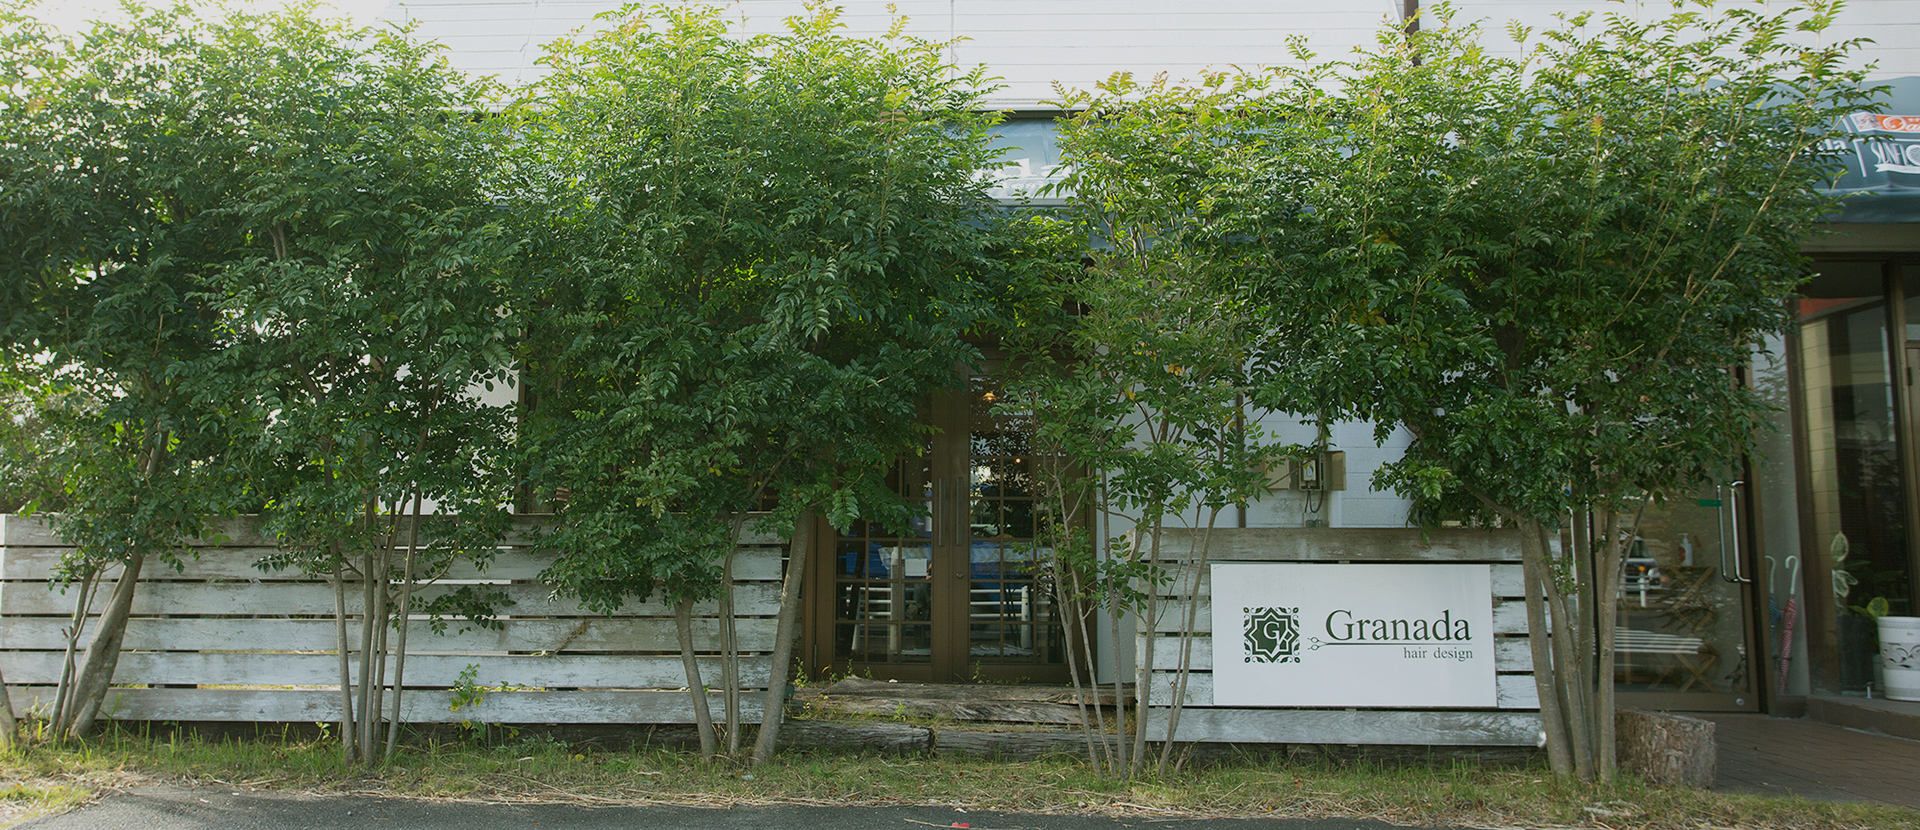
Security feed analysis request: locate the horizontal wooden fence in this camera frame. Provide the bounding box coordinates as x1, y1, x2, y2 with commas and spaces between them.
0, 515, 782, 725
1136, 527, 1545, 747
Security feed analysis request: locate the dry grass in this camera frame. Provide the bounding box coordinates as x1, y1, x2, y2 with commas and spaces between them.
0, 730, 1912, 830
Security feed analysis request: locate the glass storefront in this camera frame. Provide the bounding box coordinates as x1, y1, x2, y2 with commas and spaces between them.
1791, 262, 1919, 695
1615, 482, 1758, 708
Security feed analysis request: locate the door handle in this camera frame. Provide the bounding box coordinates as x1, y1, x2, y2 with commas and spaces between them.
1720, 481, 1751, 583
950, 474, 967, 548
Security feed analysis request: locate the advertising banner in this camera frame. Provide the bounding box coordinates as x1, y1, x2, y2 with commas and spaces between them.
1210, 563, 1498, 708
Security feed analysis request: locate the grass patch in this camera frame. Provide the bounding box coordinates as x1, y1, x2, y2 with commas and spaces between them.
0, 778, 89, 827
0, 730, 1911, 830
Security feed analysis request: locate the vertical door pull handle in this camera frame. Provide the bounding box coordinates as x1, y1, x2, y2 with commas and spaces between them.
1721, 480, 1752, 583
932, 477, 945, 545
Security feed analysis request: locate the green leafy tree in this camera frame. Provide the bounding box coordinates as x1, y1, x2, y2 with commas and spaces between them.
0, 2, 259, 739
0, 1, 517, 756
1032, 0, 1867, 783
191, 9, 519, 766
1007, 76, 1290, 776
510, 4, 1006, 762
1226, 2, 1867, 781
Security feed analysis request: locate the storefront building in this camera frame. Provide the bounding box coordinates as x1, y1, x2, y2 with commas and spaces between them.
373, 0, 1920, 712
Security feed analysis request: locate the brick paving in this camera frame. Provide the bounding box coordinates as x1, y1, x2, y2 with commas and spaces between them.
1704, 714, 1920, 808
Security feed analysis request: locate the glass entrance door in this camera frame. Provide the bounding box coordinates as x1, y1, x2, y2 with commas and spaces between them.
806, 375, 1069, 683
1615, 481, 1762, 710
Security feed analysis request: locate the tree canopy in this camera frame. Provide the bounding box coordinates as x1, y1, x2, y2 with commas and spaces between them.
1048, 0, 1871, 780
507, 3, 1011, 759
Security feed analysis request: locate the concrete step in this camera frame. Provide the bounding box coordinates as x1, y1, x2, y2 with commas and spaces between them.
1805, 695, 1920, 741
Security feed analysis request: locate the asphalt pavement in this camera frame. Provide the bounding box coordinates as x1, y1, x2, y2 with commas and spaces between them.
17, 786, 1454, 830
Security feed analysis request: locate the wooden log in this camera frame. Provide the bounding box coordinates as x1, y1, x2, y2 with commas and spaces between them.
3, 686, 762, 724
931, 727, 1092, 759
1616, 708, 1716, 788
1144, 707, 1543, 746
0, 616, 777, 654
777, 720, 930, 753
821, 676, 1094, 702
807, 696, 1084, 725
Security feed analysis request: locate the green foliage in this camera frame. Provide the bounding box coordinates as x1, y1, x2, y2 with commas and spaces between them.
0, 1, 263, 571
1002, 123, 1285, 615
181, 6, 520, 574
509, 3, 1008, 609
1230, 2, 1873, 525
1039, 0, 1872, 784
1851, 595, 1891, 620
0, 386, 67, 514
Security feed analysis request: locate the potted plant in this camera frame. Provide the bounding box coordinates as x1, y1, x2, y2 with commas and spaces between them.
1876, 607, 1920, 702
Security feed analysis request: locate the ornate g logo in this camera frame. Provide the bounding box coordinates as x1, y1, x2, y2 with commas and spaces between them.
1244, 606, 1301, 663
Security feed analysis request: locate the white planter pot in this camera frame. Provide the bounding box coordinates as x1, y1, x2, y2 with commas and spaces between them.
1880, 615, 1920, 702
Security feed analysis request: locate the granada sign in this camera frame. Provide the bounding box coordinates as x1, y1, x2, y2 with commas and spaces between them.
1211, 563, 1497, 708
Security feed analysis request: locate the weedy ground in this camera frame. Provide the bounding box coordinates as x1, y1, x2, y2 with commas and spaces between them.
0, 729, 1912, 830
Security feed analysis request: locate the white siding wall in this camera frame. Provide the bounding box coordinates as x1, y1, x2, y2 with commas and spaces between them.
383, 0, 1401, 107
1448, 1, 1920, 80
383, 0, 1920, 101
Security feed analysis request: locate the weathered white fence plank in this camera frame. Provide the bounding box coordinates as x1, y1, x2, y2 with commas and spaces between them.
1142, 527, 1523, 563
3, 686, 765, 724
0, 581, 783, 618
0, 616, 777, 654
1153, 562, 1526, 600
1140, 671, 1540, 709
4, 650, 773, 689
0, 514, 791, 725
1143, 707, 1543, 746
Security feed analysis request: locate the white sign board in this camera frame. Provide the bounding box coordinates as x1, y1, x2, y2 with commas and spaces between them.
1210, 563, 1497, 708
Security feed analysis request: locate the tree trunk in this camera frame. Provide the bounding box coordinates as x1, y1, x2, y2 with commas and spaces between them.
1595, 505, 1638, 785
1052, 552, 1103, 772
719, 541, 742, 757
367, 545, 392, 760
1517, 521, 1574, 776
331, 555, 357, 764
751, 513, 812, 766
66, 552, 146, 738
1106, 569, 1129, 776
385, 494, 425, 763
355, 547, 380, 762
1129, 520, 1164, 776
1160, 508, 1220, 773
675, 597, 717, 759
0, 664, 18, 746
1541, 528, 1593, 780
49, 569, 98, 737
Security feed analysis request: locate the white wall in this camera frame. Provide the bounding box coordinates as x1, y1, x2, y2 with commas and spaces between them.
1445, 0, 1920, 81
382, 0, 1920, 104
382, 0, 1403, 108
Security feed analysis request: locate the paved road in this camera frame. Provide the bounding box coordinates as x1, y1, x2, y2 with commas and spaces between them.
18, 786, 1452, 830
